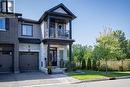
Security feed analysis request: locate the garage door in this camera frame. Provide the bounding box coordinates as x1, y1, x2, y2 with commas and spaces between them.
19, 52, 39, 72
0, 51, 13, 73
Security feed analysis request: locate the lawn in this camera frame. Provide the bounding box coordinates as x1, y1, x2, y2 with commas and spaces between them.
68, 70, 130, 80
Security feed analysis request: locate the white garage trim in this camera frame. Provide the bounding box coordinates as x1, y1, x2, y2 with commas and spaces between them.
19, 43, 40, 52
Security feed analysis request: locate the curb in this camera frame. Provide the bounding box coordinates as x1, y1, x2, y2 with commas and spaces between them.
71, 76, 130, 84
75, 78, 109, 83
115, 76, 130, 79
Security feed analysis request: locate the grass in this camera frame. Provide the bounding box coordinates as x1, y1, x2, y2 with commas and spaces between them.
68, 70, 130, 80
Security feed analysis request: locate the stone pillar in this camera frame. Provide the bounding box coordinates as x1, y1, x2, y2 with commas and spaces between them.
69, 43, 72, 70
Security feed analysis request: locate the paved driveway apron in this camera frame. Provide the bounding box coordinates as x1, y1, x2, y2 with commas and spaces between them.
0, 72, 78, 87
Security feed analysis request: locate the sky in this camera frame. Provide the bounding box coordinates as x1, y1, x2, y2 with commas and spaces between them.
15, 0, 130, 46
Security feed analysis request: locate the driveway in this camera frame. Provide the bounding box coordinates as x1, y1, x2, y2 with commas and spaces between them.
0, 72, 78, 87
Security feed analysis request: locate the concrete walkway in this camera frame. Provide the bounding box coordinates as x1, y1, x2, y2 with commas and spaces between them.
0, 72, 79, 87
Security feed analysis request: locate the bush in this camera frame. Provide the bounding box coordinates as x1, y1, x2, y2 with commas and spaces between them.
72, 66, 81, 71
65, 61, 76, 71
87, 58, 91, 70
128, 62, 130, 70
81, 59, 86, 69
119, 66, 123, 71
99, 64, 107, 71
92, 59, 97, 70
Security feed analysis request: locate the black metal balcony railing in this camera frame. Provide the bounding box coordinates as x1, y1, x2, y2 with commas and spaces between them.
45, 28, 70, 39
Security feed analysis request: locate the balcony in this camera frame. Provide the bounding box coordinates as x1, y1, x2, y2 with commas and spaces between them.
44, 28, 70, 39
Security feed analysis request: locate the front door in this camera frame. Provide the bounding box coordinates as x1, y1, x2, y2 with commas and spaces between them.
49, 48, 57, 66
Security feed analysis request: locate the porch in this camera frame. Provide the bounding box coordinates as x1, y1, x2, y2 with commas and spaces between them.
41, 43, 73, 74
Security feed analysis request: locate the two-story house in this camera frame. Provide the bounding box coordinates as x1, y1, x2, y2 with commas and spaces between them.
0, 0, 76, 73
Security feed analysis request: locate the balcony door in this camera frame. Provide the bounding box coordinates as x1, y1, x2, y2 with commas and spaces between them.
58, 24, 65, 38
50, 22, 55, 38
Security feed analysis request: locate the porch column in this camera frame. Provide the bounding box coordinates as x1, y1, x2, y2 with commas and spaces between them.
48, 16, 51, 38
69, 20, 72, 39
69, 43, 72, 70
47, 44, 50, 66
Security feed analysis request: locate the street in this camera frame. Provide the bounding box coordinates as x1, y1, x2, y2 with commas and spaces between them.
36, 78, 130, 87
0, 72, 130, 87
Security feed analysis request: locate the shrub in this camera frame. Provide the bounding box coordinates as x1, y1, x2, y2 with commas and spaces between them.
87, 58, 91, 70
65, 61, 76, 71
119, 66, 123, 71
128, 62, 130, 70
99, 64, 107, 71
81, 59, 86, 69
72, 66, 81, 71
92, 59, 97, 70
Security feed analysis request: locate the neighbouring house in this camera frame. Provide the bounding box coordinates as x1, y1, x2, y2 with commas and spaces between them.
0, 0, 76, 73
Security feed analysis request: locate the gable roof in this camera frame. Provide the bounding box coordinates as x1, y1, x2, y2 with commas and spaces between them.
39, 3, 76, 23
46, 3, 76, 16
53, 7, 68, 14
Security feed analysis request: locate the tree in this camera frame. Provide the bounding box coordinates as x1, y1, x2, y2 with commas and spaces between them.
96, 29, 114, 74
127, 40, 130, 58
73, 44, 82, 66
92, 58, 97, 70
83, 45, 93, 70
95, 28, 128, 72
83, 45, 93, 60
73, 44, 86, 68
87, 58, 91, 70
93, 45, 105, 71
72, 44, 93, 69
113, 30, 127, 71
81, 59, 86, 69
95, 28, 126, 73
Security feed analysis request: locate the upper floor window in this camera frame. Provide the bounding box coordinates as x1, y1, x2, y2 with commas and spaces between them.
7, 1, 14, 13
0, 1, 14, 13
22, 24, 33, 36
0, 18, 6, 31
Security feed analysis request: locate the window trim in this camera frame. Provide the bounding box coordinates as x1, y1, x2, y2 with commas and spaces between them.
0, 18, 6, 31
21, 24, 33, 37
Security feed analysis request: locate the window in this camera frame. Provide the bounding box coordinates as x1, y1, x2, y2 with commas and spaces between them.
0, 18, 6, 30
0, 1, 14, 13
1, 1, 6, 12
59, 50, 64, 59
8, 1, 14, 13
22, 24, 33, 36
